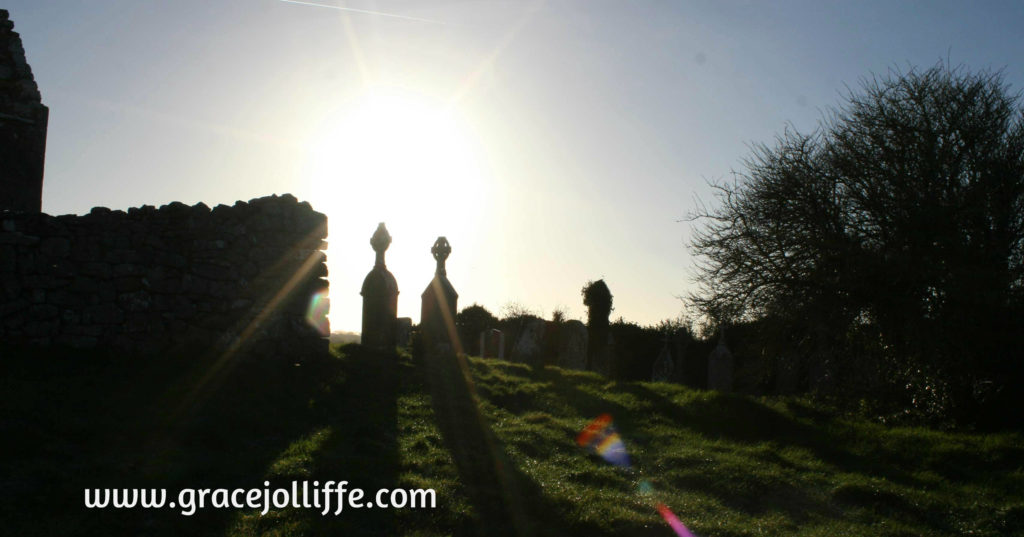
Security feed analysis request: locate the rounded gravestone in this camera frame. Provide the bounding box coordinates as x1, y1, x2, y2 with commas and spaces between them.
361, 223, 399, 351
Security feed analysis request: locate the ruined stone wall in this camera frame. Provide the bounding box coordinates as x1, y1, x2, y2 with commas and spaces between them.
0, 9, 48, 213
0, 194, 328, 358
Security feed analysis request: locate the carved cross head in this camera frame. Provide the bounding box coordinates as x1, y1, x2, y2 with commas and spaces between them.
370, 222, 391, 266
431, 236, 451, 275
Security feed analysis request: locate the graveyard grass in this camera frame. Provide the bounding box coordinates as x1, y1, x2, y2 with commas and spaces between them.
3, 344, 1022, 537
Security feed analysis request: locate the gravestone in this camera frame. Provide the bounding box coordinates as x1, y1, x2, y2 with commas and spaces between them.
479, 328, 504, 359
707, 330, 734, 392
360, 223, 398, 351
774, 355, 800, 394
541, 320, 560, 365
651, 333, 674, 382
395, 317, 412, 348
556, 319, 587, 370
603, 332, 617, 377
420, 237, 458, 354
511, 318, 545, 366
583, 280, 612, 375
671, 328, 689, 384
808, 357, 833, 393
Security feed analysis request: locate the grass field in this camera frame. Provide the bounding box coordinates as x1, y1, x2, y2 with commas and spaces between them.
2, 344, 1022, 536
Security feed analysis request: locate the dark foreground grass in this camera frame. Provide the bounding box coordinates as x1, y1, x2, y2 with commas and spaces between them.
1, 344, 1021, 536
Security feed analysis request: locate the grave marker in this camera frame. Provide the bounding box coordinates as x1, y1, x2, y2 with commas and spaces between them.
360, 223, 398, 351
420, 237, 458, 354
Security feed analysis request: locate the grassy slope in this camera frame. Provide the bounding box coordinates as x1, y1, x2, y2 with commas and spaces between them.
2, 344, 1022, 536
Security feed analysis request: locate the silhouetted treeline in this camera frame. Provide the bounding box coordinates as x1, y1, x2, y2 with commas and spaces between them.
688, 63, 1024, 428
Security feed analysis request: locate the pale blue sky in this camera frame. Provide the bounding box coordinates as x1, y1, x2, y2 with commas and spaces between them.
7, 1, 1024, 332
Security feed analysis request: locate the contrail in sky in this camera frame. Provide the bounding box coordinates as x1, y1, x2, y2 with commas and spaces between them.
277, 0, 447, 25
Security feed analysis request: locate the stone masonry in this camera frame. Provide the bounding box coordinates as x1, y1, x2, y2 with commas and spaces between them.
0, 194, 329, 357
0, 10, 48, 213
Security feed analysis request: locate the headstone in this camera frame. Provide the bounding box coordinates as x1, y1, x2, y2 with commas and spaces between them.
808, 357, 833, 393
670, 328, 689, 384
420, 237, 458, 354
360, 223, 398, 351
583, 280, 612, 375
652, 333, 674, 382
511, 318, 545, 365
556, 319, 587, 370
395, 317, 412, 348
480, 328, 505, 359
541, 320, 560, 365
707, 330, 734, 392
600, 332, 615, 377
774, 355, 800, 394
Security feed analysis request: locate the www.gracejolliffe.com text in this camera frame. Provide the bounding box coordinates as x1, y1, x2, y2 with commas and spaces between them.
84, 481, 437, 516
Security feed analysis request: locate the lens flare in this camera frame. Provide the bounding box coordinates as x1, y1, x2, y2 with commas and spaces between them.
638, 479, 655, 496
656, 502, 699, 537
305, 289, 330, 335
577, 414, 700, 537
576, 413, 630, 467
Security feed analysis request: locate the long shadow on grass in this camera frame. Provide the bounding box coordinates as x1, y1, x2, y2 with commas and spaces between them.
421, 352, 647, 537
0, 345, 356, 537
247, 345, 401, 536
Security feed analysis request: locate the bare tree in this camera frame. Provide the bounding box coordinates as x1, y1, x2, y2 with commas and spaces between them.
688, 63, 1024, 423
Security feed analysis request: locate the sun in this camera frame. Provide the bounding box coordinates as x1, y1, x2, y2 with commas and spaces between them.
302, 91, 490, 332
307, 93, 485, 221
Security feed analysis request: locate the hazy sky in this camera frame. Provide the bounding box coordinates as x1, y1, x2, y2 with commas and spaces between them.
8, 1, 1024, 332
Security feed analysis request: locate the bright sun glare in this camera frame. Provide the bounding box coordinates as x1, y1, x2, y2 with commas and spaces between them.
304, 93, 489, 332
309, 94, 485, 214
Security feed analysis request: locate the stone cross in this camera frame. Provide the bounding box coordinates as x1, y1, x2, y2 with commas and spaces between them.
371, 222, 391, 267
420, 236, 458, 354
432, 236, 451, 276
361, 223, 399, 351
